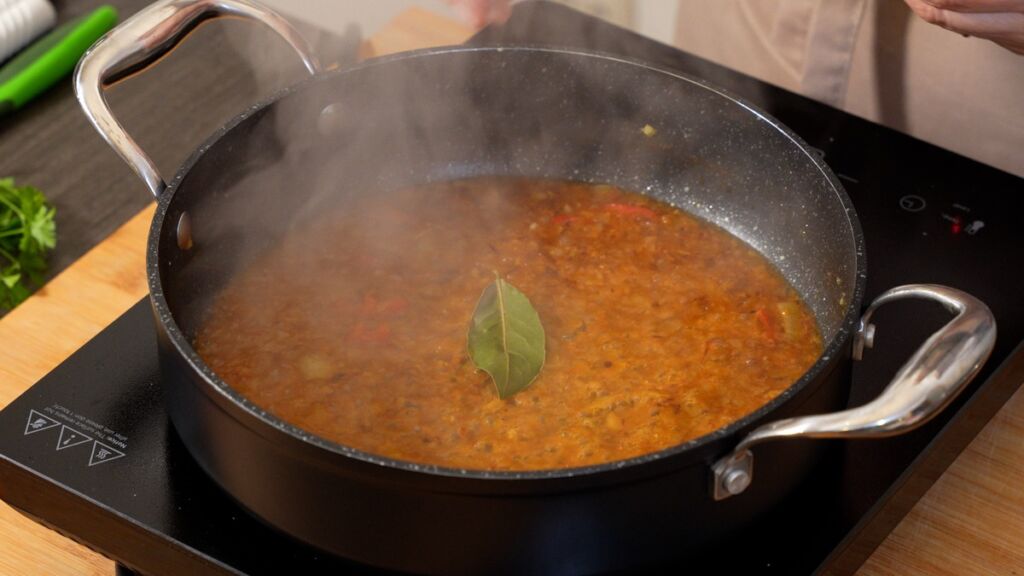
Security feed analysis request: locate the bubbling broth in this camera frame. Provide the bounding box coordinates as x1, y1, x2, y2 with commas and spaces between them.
195, 178, 822, 471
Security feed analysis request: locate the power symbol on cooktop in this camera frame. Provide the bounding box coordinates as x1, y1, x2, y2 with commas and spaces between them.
899, 195, 927, 212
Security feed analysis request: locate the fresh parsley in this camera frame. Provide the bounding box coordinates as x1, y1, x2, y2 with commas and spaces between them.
0, 178, 56, 310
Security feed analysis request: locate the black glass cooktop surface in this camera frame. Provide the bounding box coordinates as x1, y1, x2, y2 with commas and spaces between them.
1, 2, 1022, 574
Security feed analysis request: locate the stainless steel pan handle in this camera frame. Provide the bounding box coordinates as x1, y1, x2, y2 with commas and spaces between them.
74, 0, 321, 198
711, 284, 996, 500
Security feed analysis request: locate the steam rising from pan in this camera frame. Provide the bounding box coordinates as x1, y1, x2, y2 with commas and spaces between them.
164, 47, 856, 348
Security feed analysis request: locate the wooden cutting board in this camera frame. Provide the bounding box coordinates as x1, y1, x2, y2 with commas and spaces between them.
0, 7, 1020, 576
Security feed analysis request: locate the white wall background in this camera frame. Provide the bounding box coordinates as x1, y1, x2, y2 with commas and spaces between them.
258, 0, 679, 45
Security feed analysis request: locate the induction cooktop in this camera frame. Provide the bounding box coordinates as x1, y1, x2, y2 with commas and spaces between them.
1, 2, 1022, 575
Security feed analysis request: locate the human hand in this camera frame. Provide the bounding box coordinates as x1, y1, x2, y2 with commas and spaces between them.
904, 0, 1024, 54
446, 0, 512, 28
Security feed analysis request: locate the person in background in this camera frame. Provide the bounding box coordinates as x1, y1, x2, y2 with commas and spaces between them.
448, 0, 1024, 177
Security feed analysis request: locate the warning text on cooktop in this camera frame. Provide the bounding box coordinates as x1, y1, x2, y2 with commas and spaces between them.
24, 404, 127, 466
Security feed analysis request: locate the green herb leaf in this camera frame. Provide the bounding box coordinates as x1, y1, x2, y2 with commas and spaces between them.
467, 276, 546, 399
0, 178, 56, 310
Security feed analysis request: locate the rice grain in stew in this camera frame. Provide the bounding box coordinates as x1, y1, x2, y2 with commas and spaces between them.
195, 178, 822, 471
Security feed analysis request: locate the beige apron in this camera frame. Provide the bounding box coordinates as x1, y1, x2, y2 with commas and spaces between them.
674, 0, 1024, 177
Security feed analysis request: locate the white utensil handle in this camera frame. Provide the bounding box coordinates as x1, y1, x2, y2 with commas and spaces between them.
0, 0, 56, 63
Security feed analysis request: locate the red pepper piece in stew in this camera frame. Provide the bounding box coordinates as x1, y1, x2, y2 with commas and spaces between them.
755, 308, 778, 341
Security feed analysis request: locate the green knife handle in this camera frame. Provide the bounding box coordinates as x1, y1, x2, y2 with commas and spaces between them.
0, 5, 118, 111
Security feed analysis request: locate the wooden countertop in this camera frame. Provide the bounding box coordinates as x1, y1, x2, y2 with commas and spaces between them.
0, 5, 1021, 576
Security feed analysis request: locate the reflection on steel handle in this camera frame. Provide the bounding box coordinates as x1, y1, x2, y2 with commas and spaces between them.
711, 284, 996, 500
74, 0, 321, 198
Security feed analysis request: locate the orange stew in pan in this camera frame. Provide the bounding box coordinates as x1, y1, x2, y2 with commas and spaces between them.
195, 178, 822, 471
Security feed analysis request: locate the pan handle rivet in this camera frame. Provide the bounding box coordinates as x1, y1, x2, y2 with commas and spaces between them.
723, 469, 751, 495
862, 323, 876, 349
318, 103, 344, 136
177, 212, 193, 250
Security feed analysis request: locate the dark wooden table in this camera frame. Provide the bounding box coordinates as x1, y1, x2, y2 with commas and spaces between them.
0, 0, 348, 291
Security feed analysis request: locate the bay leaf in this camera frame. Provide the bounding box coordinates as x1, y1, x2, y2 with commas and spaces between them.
468, 276, 546, 399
